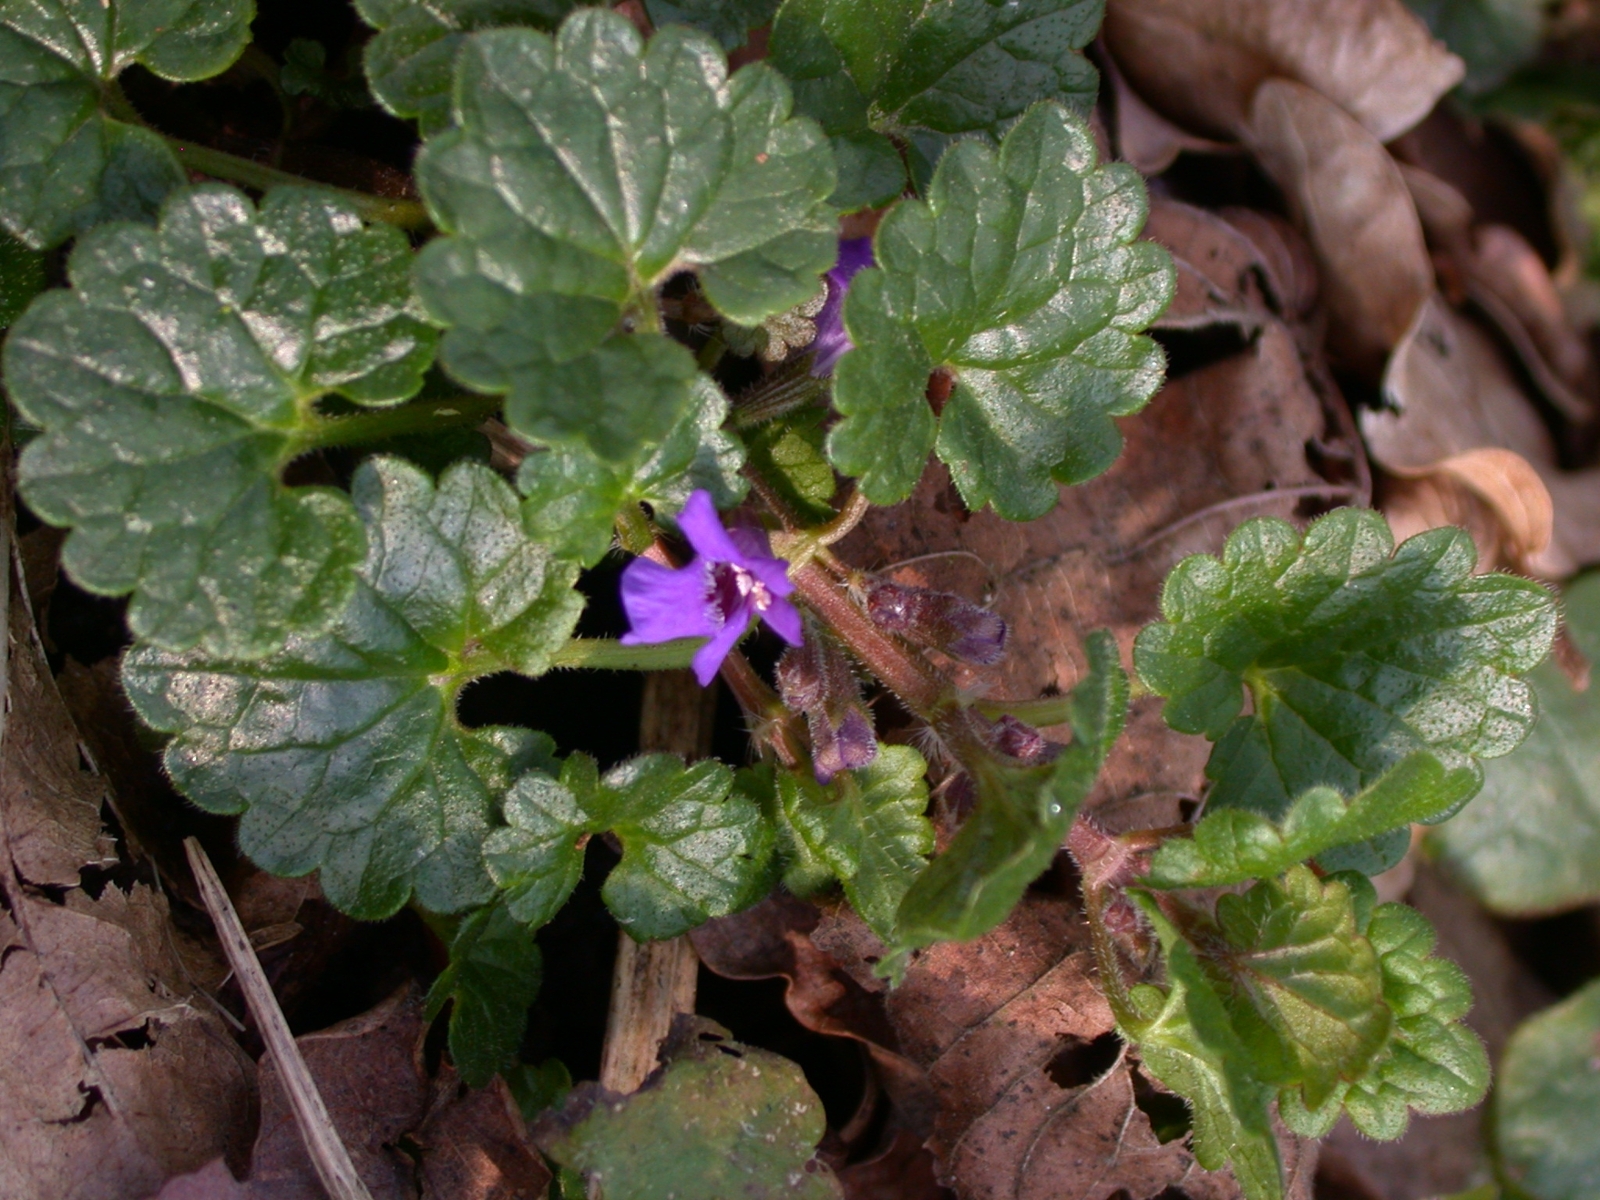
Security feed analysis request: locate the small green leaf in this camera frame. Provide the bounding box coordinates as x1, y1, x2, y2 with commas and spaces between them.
122, 456, 583, 919
770, 0, 1103, 208
7, 184, 439, 657
1134, 509, 1556, 873
1146, 753, 1480, 889
741, 404, 836, 524
535, 1018, 841, 1199
889, 630, 1125, 961
1280, 901, 1488, 1141
0, 230, 44, 327
779, 745, 933, 941
355, 0, 579, 134
1405, 0, 1543, 93
518, 375, 746, 567
0, 0, 254, 247
485, 752, 776, 939
425, 898, 543, 1088
506, 1058, 572, 1121
645, 0, 779, 49
1184, 866, 1390, 1108
1495, 977, 1600, 1200
1431, 571, 1600, 915
414, 9, 836, 462
1124, 895, 1285, 1200
825, 103, 1173, 518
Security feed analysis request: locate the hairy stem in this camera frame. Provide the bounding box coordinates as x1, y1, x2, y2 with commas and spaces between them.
730, 364, 829, 429
551, 637, 703, 672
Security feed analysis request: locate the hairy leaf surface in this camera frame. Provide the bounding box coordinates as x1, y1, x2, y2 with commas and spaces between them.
1431, 571, 1600, 914
1125, 896, 1285, 1200
535, 1018, 840, 1198
517, 376, 746, 566
123, 457, 582, 919
888, 630, 1126, 965
0, 0, 253, 246
1146, 753, 1479, 889
414, 8, 835, 461
355, 0, 579, 134
1280, 898, 1488, 1141
8, 185, 438, 657
825, 103, 1173, 518
778, 744, 933, 941
1135, 508, 1555, 872
425, 898, 544, 1088
1187, 866, 1390, 1108
484, 752, 775, 939
770, 0, 1103, 207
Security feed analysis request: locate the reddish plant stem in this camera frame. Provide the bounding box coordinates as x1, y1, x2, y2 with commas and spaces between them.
790, 560, 950, 719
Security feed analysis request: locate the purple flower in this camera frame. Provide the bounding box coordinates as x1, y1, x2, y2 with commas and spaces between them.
809, 237, 875, 377
776, 638, 878, 783
621, 490, 802, 686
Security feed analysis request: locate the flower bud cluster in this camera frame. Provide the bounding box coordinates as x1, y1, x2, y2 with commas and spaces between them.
776, 631, 877, 783
865, 579, 1007, 665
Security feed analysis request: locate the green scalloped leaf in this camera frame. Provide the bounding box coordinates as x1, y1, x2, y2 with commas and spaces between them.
778, 744, 933, 941
7, 184, 439, 658
1281, 900, 1489, 1141
645, 0, 779, 49
0, 0, 254, 247
484, 751, 776, 940
535, 1018, 840, 1199
1124, 895, 1285, 1200
1184, 866, 1390, 1108
425, 897, 545, 1087
769, 0, 1103, 208
121, 456, 582, 920
517, 375, 746, 567
414, 8, 836, 463
887, 629, 1126, 965
1146, 753, 1480, 889
1134, 509, 1556, 874
354, 0, 580, 135
1430, 571, 1600, 915
1495, 976, 1600, 1200
825, 102, 1173, 519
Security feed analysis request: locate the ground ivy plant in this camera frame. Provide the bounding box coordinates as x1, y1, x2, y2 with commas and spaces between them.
0, 2, 1563, 1197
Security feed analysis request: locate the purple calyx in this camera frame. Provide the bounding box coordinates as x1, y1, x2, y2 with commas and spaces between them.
809, 237, 875, 377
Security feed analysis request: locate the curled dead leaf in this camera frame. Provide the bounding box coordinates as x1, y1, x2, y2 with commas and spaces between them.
1245, 79, 1434, 375
1105, 52, 1236, 178
1380, 448, 1554, 574
1103, 0, 1462, 143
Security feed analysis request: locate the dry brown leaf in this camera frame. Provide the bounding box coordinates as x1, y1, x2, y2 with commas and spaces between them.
1102, 0, 1461, 143
413, 1071, 553, 1200
1244, 79, 1433, 375
1365, 293, 1600, 575
0, 514, 255, 1199
1104, 52, 1235, 177
1381, 448, 1555, 574
837, 1130, 954, 1200
1144, 198, 1276, 331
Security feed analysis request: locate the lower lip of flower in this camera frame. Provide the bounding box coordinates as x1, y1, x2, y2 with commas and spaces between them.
705, 561, 771, 627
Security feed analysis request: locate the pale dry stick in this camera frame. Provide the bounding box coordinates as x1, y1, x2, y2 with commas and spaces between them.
596, 669, 713, 1096
183, 837, 375, 1200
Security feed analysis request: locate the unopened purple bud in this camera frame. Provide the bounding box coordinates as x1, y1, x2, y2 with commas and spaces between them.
991, 715, 1049, 762
865, 579, 1008, 666
776, 638, 878, 784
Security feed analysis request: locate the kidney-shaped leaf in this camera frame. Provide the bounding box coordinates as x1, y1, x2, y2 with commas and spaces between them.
770, 0, 1103, 207
1134, 508, 1556, 873
1495, 977, 1600, 1200
122, 456, 583, 920
355, 0, 579, 134
414, 8, 836, 462
484, 751, 776, 940
7, 185, 438, 658
825, 102, 1173, 519
425, 897, 545, 1088
0, 0, 253, 246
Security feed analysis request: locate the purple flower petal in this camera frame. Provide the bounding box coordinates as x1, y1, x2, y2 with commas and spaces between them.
620, 557, 716, 644
810, 237, 875, 378
691, 607, 752, 685
676, 489, 747, 567
727, 526, 795, 598
761, 595, 804, 646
